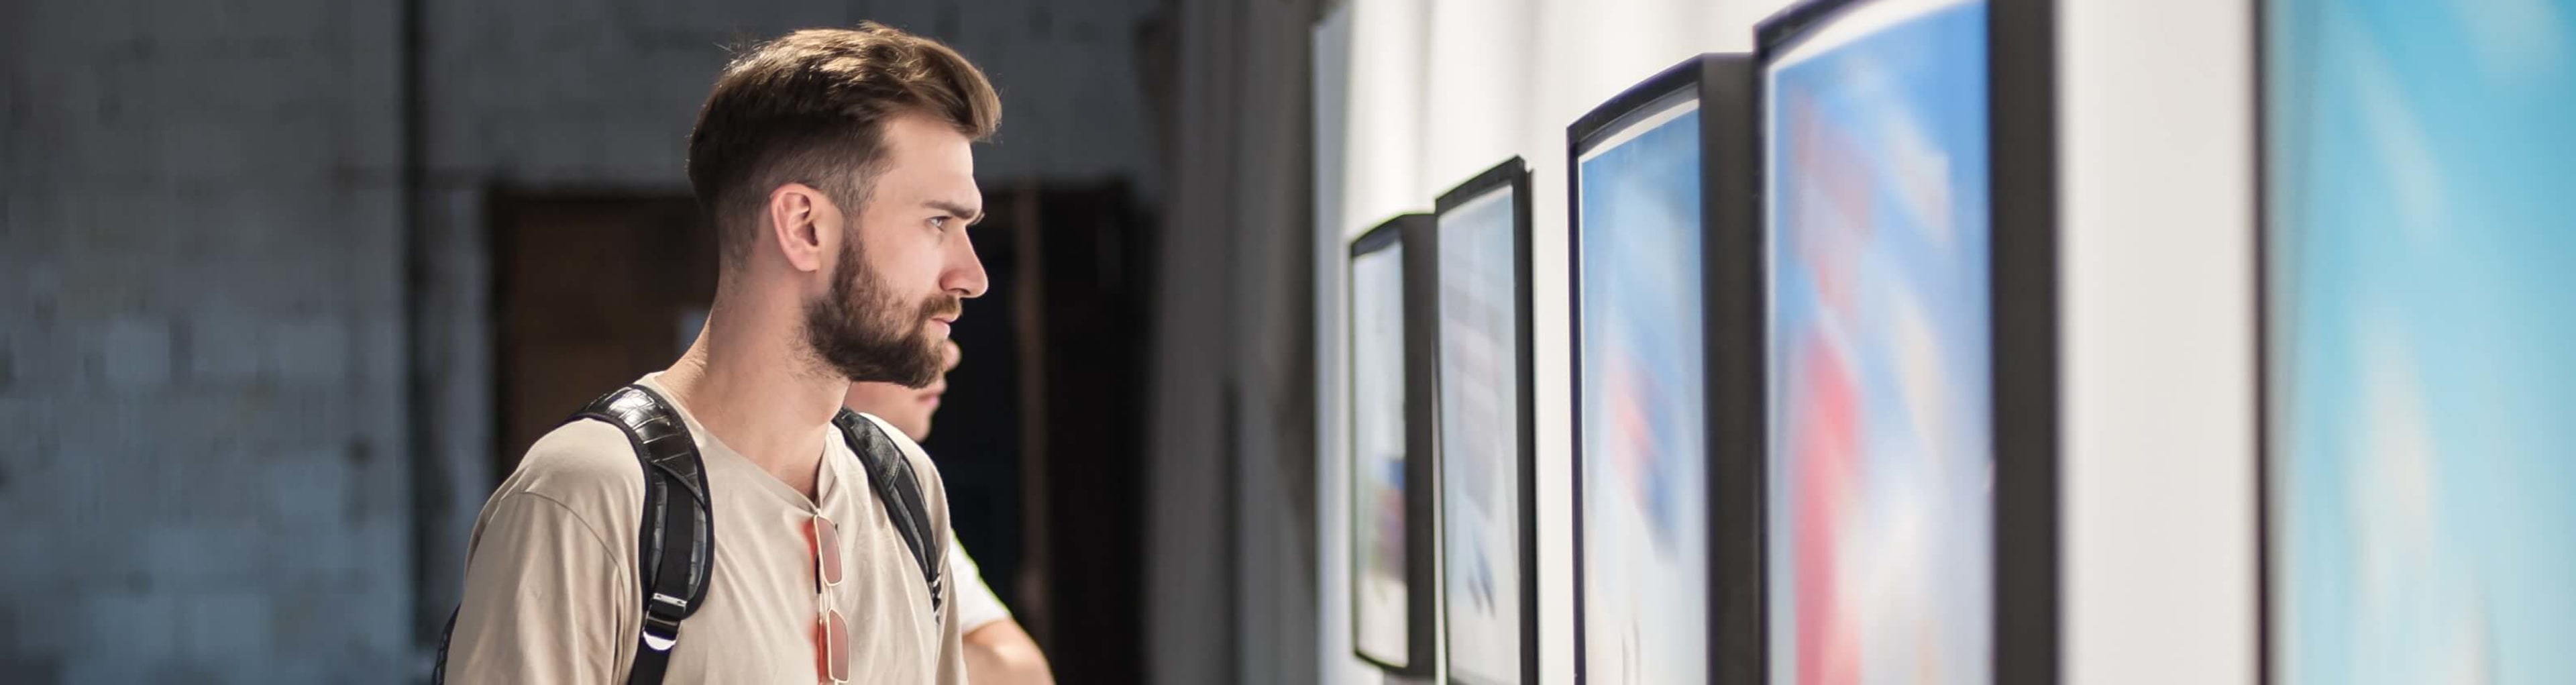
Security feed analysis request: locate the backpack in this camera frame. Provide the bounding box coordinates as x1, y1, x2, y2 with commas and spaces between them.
433, 384, 944, 684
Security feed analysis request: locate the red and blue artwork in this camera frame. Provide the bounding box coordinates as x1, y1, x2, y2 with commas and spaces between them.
1765, 1, 1992, 683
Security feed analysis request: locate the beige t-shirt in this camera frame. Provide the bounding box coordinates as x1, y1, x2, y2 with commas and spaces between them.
443, 374, 964, 684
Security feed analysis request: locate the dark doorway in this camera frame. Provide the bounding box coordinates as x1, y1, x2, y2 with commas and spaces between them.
487, 191, 716, 476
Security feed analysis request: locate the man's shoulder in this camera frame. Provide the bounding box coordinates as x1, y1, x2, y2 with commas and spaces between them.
463, 418, 649, 570
497, 418, 649, 514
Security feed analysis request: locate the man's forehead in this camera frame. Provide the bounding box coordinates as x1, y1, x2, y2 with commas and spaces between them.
871, 148, 974, 184
867, 115, 979, 210
869, 160, 979, 203
878, 113, 976, 164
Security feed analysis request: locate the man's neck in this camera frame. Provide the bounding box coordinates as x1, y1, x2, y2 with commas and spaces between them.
655, 303, 843, 501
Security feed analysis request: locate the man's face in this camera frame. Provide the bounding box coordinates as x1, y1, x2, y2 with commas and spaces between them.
800, 112, 989, 388
844, 338, 961, 440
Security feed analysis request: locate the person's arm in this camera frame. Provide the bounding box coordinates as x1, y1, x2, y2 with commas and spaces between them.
443, 490, 633, 683
966, 619, 1057, 685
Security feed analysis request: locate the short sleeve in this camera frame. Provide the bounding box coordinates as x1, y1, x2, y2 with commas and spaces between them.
441, 491, 633, 684
948, 530, 1014, 632
443, 419, 645, 683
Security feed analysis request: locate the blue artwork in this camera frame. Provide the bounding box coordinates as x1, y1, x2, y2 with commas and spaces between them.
1440, 185, 1525, 684
1350, 241, 1412, 666
2269, 1, 2576, 683
1578, 97, 1707, 685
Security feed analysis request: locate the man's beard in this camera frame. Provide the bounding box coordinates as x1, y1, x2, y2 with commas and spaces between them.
802, 236, 959, 388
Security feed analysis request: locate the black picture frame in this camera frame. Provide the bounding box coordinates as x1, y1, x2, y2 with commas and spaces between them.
1430, 158, 1540, 685
1564, 53, 1763, 685
1752, 0, 2059, 682
1349, 213, 1442, 677
2253, 1, 2275, 682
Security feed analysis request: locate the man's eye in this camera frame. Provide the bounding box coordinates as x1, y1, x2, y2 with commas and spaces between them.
929, 217, 951, 231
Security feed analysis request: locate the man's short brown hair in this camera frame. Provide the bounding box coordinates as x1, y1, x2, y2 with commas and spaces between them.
687, 22, 1002, 268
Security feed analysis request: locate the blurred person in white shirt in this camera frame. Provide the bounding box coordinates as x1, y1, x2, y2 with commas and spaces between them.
845, 338, 1056, 684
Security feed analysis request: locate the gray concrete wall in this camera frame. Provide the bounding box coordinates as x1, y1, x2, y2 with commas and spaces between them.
421, 0, 1165, 189
0, 0, 415, 681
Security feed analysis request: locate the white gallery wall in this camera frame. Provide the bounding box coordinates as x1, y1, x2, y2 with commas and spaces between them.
2058, 1, 2258, 683
1316, 0, 2261, 683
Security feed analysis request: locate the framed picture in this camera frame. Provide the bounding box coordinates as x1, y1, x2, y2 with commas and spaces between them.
1754, 0, 2057, 682
1434, 158, 1539, 685
2261, 1, 2576, 682
1566, 53, 1762, 684
1350, 213, 1440, 676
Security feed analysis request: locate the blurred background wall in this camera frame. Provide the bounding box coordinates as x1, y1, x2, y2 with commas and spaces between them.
5, 1, 417, 680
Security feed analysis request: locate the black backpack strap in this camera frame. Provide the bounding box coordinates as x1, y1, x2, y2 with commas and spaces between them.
432, 384, 710, 685
833, 410, 945, 621
432, 608, 456, 683
572, 384, 714, 685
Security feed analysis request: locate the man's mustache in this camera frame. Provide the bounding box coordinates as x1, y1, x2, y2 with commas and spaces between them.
921, 297, 962, 321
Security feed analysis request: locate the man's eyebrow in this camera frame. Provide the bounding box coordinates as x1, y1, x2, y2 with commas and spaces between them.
925, 200, 985, 225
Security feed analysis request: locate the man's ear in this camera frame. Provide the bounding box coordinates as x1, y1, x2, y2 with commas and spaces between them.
766, 182, 833, 274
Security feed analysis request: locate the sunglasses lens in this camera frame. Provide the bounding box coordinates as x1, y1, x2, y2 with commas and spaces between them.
811, 515, 843, 588
818, 609, 851, 682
